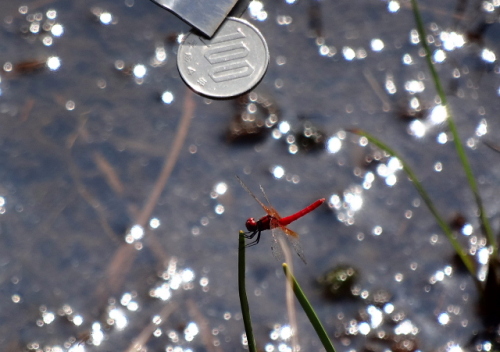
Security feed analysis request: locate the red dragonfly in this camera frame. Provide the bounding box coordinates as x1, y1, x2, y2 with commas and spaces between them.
236, 176, 325, 264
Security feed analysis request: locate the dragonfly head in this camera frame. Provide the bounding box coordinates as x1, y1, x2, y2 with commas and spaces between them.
245, 217, 258, 232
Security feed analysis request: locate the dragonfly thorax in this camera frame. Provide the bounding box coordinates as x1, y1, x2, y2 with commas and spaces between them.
246, 215, 274, 233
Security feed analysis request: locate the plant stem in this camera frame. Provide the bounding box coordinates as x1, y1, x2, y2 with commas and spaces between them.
410, 0, 496, 257
238, 231, 257, 352
282, 264, 337, 352
348, 129, 477, 278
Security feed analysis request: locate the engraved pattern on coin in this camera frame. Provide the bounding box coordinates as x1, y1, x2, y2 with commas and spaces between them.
177, 17, 269, 98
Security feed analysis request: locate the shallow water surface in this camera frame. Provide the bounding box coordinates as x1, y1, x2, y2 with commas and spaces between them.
1, 0, 500, 351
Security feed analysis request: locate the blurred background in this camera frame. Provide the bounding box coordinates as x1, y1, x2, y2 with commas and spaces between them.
1, 0, 500, 351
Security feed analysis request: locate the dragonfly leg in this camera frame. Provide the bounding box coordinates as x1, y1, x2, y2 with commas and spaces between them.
243, 231, 257, 239
245, 231, 261, 248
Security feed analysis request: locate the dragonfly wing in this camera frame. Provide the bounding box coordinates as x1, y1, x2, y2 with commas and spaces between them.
270, 227, 285, 263
259, 184, 282, 220
282, 227, 307, 264
236, 176, 276, 215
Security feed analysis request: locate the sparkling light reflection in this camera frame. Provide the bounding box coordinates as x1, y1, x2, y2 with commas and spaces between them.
407, 121, 424, 138
319, 44, 334, 56
372, 225, 383, 236
362, 171, 375, 189
478, 247, 490, 265
376, 157, 402, 186
265, 343, 275, 351
367, 305, 383, 328
388, 0, 400, 12
327, 136, 342, 153
342, 46, 356, 61
150, 217, 160, 228
475, 118, 487, 136
448, 345, 464, 352
155, 46, 167, 62
438, 312, 450, 325
483, 1, 496, 12
358, 322, 370, 335
73, 315, 84, 326
47, 56, 61, 71
51, 24, 64, 36
330, 185, 363, 225
440, 31, 465, 51
267, 324, 294, 351
437, 132, 448, 144
481, 48, 496, 63
434, 49, 446, 63
0, 196, 5, 214
430, 105, 448, 124
429, 266, 453, 284
356, 48, 367, 59
370, 38, 384, 52
150, 259, 196, 301
68, 344, 85, 352
43, 36, 53, 46
345, 190, 363, 211
46, 9, 57, 19
408, 105, 448, 137
272, 165, 285, 179
214, 182, 228, 195
120, 292, 139, 311
405, 80, 425, 93
91, 322, 104, 346
100, 12, 113, 25
184, 322, 199, 342
278, 121, 290, 134
385, 74, 397, 94
42, 311, 55, 324
133, 64, 147, 78
384, 303, 395, 314
394, 319, 418, 335
109, 308, 128, 330
66, 100, 76, 111
215, 204, 224, 214
434, 161, 443, 172
276, 15, 292, 25
248, 1, 267, 21
279, 325, 292, 339
30, 22, 40, 34
162, 91, 174, 104
403, 53, 413, 65
125, 224, 144, 243
462, 223, 473, 236
410, 29, 420, 44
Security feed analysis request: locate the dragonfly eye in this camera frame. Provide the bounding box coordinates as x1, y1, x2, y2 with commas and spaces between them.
245, 218, 258, 232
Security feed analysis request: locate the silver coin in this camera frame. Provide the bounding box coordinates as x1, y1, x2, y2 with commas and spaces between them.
177, 17, 269, 99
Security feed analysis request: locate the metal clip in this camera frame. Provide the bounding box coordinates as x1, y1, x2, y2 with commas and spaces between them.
150, 0, 239, 37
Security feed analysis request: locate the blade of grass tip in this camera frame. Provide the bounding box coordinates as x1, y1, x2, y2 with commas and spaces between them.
277, 235, 300, 352
347, 129, 477, 278
410, 0, 496, 256
238, 231, 257, 352
282, 263, 337, 352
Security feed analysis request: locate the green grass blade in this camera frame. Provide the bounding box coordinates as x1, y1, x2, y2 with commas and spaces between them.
348, 129, 477, 277
409, 0, 447, 103
238, 231, 257, 352
410, 0, 496, 256
282, 263, 337, 352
